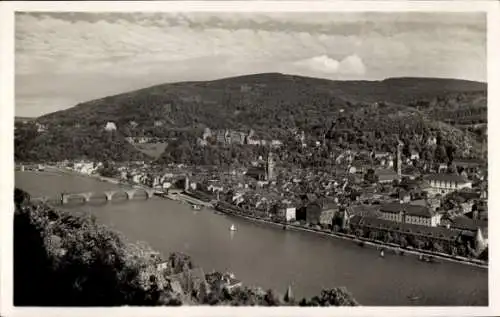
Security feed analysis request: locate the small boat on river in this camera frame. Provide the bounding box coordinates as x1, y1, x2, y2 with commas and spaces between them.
380, 249, 385, 258
230, 224, 237, 231
192, 204, 201, 210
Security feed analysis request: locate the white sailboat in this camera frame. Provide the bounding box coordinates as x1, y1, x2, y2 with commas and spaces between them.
230, 224, 237, 231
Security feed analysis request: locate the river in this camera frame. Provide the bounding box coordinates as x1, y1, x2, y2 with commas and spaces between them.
15, 170, 488, 306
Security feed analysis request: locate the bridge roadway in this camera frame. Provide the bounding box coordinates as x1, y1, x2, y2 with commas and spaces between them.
31, 187, 158, 205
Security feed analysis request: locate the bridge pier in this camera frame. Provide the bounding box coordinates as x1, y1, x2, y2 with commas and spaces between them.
82, 192, 92, 202
126, 190, 135, 200
104, 191, 115, 201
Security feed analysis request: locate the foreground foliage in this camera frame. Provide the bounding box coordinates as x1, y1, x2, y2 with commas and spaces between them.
14, 188, 358, 306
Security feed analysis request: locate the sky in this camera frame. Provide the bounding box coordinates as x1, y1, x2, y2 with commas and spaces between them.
15, 11, 486, 117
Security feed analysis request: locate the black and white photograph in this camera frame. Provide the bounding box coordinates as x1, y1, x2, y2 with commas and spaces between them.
1, 1, 499, 316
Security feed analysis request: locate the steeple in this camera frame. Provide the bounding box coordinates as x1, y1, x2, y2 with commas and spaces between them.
284, 285, 294, 303
475, 227, 487, 254
184, 175, 190, 192
395, 139, 403, 179
266, 150, 275, 181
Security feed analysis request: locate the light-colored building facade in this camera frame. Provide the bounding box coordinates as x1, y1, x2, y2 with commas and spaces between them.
104, 122, 117, 131
379, 203, 404, 222
379, 203, 441, 227
404, 205, 442, 227
285, 207, 296, 222
426, 174, 472, 195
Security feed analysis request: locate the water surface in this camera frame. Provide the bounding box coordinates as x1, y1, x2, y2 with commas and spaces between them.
16, 171, 488, 306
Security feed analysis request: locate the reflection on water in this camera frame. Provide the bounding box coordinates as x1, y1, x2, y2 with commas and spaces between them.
15, 171, 488, 306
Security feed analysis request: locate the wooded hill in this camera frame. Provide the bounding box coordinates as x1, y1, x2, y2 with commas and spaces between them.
16, 73, 487, 162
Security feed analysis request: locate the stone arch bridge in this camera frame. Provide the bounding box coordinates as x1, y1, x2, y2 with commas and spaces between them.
32, 188, 156, 205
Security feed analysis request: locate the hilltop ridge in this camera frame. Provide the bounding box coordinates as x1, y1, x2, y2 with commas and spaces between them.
16, 73, 487, 162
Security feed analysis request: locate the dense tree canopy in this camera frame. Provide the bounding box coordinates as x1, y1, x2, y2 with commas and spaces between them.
15, 74, 486, 163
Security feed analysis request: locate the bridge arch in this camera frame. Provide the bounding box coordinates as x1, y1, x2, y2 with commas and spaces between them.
61, 192, 92, 205
125, 189, 136, 200
123, 188, 151, 200
60, 188, 155, 204
130, 188, 155, 200
104, 191, 116, 201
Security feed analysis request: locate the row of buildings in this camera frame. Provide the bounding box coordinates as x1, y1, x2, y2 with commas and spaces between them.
197, 128, 284, 148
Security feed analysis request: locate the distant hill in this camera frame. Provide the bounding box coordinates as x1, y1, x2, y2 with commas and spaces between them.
17, 73, 487, 162
38, 73, 486, 130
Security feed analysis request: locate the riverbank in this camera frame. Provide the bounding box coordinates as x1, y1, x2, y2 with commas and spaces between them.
226, 211, 487, 269
172, 191, 488, 269
19, 168, 489, 270
43, 166, 157, 192
45, 166, 122, 184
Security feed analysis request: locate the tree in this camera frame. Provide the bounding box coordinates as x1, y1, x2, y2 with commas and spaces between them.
434, 145, 448, 163
15, 188, 30, 208
447, 163, 458, 174
432, 241, 444, 253
445, 144, 457, 162
414, 238, 426, 250
264, 289, 282, 306
400, 235, 409, 248
384, 232, 394, 244
364, 168, 379, 184
98, 164, 119, 178
299, 288, 358, 306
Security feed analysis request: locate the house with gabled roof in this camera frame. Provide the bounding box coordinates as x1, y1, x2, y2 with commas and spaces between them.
426, 174, 472, 195
379, 202, 442, 227
350, 215, 461, 243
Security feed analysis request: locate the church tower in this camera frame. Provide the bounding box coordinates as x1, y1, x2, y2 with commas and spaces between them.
395, 140, 403, 179
284, 285, 294, 303
184, 175, 190, 192
475, 227, 487, 255
266, 151, 275, 181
